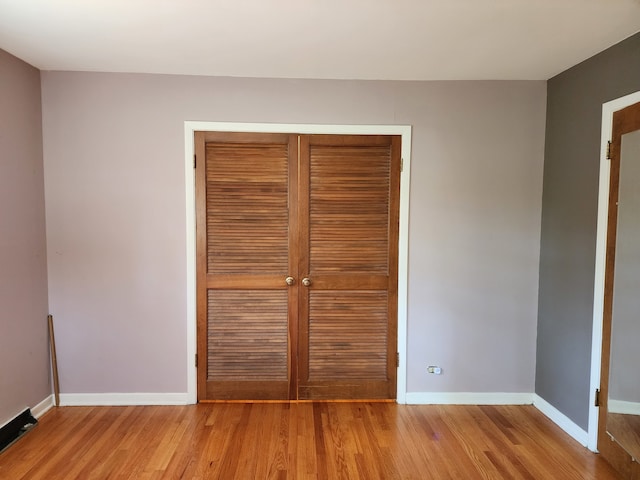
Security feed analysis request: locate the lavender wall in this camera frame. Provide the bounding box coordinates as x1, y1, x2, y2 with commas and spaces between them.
41, 73, 546, 396
0, 50, 50, 425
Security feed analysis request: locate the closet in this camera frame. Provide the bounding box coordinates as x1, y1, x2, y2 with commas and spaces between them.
195, 131, 400, 400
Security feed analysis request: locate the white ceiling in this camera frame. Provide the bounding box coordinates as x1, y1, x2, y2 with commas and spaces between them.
1, 0, 639, 81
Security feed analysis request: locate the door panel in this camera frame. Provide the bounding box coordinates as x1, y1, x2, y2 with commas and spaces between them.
205, 290, 289, 400
197, 132, 400, 401
308, 291, 389, 380
205, 140, 290, 275
599, 101, 640, 478
196, 132, 298, 401
298, 135, 401, 400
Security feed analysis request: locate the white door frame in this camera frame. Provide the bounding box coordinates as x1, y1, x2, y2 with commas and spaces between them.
183, 121, 412, 404
589, 90, 640, 450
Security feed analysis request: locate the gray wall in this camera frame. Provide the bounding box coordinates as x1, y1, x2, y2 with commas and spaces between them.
0, 49, 50, 426
536, 32, 640, 429
40, 74, 546, 396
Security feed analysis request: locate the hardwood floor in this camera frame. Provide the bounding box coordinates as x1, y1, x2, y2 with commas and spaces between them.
0, 403, 622, 479
608, 412, 640, 462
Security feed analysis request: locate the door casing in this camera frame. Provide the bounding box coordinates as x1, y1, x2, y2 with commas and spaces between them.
184, 121, 412, 404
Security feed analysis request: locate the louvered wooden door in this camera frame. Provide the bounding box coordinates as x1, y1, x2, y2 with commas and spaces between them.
297, 135, 400, 399
195, 132, 298, 400
196, 132, 400, 401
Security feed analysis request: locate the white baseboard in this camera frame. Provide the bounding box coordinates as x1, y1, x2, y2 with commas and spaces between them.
608, 399, 640, 415
59, 393, 189, 406
533, 394, 588, 447
405, 392, 534, 405
31, 395, 55, 419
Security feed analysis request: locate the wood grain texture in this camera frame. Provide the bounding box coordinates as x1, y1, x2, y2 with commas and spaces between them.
205, 142, 289, 275
197, 132, 400, 401
0, 404, 622, 479
308, 144, 391, 274
308, 291, 388, 381
195, 131, 208, 401
608, 413, 640, 462
196, 132, 297, 401
207, 290, 288, 381
298, 135, 400, 401
599, 101, 640, 479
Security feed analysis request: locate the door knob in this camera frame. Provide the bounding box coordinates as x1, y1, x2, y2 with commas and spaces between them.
302, 277, 312, 287
285, 276, 295, 286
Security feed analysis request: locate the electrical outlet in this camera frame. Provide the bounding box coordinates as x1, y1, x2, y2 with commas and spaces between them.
427, 365, 443, 375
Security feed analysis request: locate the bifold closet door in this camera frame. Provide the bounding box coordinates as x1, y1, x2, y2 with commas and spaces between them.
196, 132, 400, 401
196, 132, 298, 401
297, 135, 400, 399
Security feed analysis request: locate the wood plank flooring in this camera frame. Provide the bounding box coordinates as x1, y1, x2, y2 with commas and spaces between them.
608, 413, 640, 462
0, 403, 622, 479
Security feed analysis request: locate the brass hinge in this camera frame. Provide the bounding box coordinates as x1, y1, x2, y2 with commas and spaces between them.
194, 154, 197, 169
595, 388, 600, 407
195, 354, 198, 368
396, 352, 400, 368
606, 141, 612, 160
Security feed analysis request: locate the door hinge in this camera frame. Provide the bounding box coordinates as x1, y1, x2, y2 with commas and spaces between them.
396, 352, 400, 368
195, 353, 198, 368
400, 158, 404, 172
606, 141, 612, 160
194, 154, 197, 169
595, 388, 600, 407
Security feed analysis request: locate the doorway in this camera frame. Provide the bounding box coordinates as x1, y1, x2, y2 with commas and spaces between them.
591, 92, 640, 452
184, 122, 412, 404
195, 131, 403, 401
596, 99, 640, 476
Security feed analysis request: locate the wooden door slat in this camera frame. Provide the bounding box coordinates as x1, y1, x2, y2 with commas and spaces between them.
308, 144, 392, 275
205, 143, 290, 275
308, 291, 388, 381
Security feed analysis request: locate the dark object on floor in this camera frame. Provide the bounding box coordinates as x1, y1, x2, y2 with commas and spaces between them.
0, 409, 37, 453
